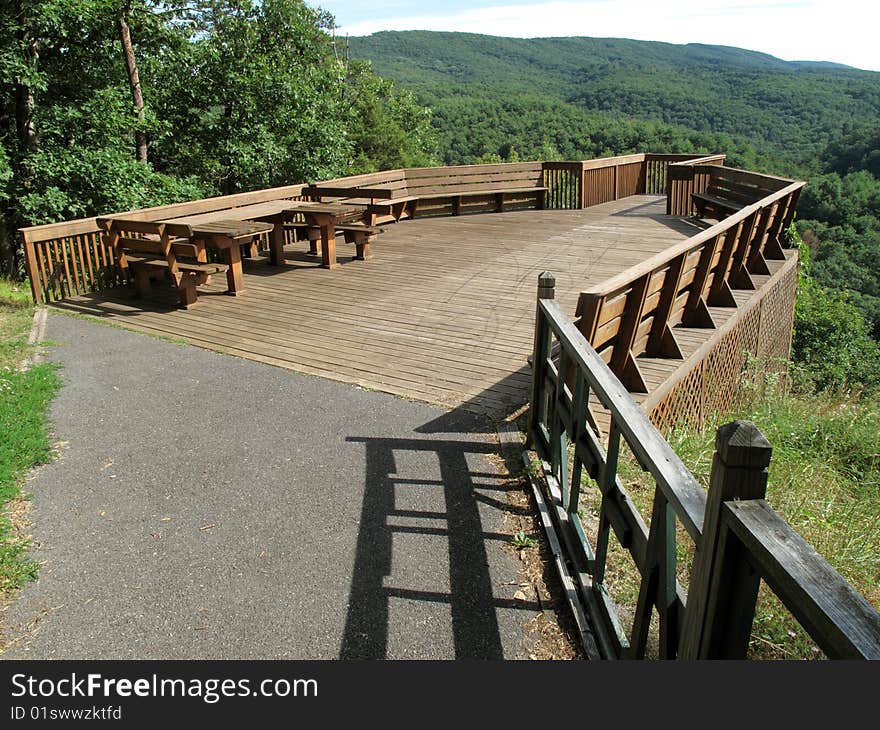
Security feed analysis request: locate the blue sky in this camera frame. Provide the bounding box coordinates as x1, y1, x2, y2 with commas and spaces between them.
315, 0, 880, 72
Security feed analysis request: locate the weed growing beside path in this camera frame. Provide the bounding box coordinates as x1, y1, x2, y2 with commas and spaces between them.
0, 280, 59, 596
587, 373, 880, 659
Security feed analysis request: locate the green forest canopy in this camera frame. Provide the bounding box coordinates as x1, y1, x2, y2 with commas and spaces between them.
348, 31, 880, 379
0, 0, 438, 272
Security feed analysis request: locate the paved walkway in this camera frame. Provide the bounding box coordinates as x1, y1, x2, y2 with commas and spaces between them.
1, 314, 531, 659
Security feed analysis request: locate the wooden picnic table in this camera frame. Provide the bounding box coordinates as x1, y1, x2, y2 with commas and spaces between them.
162, 199, 367, 271
168, 219, 274, 295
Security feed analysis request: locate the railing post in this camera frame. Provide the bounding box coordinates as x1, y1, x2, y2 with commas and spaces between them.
21, 230, 43, 305
529, 272, 556, 445
537, 270, 555, 301
679, 420, 772, 658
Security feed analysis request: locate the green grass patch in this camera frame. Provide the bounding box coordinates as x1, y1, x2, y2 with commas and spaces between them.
580, 371, 880, 659
0, 279, 60, 595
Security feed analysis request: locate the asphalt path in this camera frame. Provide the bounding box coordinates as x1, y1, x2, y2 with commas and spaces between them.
1, 314, 531, 659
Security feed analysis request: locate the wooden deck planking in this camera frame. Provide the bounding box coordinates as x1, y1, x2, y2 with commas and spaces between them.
56, 196, 705, 414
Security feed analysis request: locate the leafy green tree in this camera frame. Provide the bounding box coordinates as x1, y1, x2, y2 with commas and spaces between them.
344, 60, 438, 173
790, 230, 880, 391
0, 0, 437, 275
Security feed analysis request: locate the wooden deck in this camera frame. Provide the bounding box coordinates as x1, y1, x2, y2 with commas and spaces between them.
53, 195, 705, 415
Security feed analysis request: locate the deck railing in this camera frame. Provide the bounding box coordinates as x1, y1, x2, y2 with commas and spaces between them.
21, 153, 722, 305
575, 171, 804, 393
20, 154, 723, 303
21, 184, 308, 304
541, 152, 722, 210
529, 274, 880, 659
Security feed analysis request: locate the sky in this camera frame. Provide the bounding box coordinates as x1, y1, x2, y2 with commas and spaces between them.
315, 0, 880, 72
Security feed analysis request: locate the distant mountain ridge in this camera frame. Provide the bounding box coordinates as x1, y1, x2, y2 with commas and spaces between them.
346, 31, 880, 171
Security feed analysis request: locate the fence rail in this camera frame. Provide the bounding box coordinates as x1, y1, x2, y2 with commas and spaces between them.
528, 273, 880, 659
20, 184, 308, 304
21, 153, 724, 304
575, 172, 804, 392
541, 152, 721, 210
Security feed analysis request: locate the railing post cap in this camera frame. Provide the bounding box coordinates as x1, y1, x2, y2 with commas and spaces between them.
715, 420, 772, 469
538, 271, 555, 287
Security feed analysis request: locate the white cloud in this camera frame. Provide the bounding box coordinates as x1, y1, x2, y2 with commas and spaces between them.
334, 0, 880, 71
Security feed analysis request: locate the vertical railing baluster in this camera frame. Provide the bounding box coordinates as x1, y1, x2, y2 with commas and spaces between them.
657, 494, 678, 659
593, 420, 621, 588
530, 272, 556, 451
566, 372, 588, 515
552, 346, 569, 491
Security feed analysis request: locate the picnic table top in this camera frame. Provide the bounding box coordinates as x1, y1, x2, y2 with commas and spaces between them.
184, 219, 275, 239
155, 200, 365, 229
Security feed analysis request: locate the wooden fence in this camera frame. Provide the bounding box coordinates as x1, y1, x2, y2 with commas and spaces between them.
21, 154, 723, 305
575, 173, 804, 393
21, 184, 308, 305
541, 152, 722, 209
529, 275, 880, 659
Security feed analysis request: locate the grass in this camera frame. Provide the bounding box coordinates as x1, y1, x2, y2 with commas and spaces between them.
0, 279, 59, 595
577, 368, 880, 659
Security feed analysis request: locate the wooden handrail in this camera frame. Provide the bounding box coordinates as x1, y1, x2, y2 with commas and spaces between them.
530, 279, 880, 659
582, 179, 804, 299
15, 152, 729, 304
575, 167, 804, 392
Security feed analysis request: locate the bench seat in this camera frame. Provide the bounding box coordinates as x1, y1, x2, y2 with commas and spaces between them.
284, 221, 384, 260
691, 192, 745, 216
123, 256, 228, 309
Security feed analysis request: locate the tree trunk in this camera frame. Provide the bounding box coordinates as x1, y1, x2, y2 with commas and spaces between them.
8, 0, 40, 276
117, 11, 148, 163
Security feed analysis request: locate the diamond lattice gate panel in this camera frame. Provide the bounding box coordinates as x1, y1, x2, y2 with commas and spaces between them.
646, 253, 798, 435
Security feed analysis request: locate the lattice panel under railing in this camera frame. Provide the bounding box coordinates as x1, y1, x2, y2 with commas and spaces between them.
648, 258, 797, 434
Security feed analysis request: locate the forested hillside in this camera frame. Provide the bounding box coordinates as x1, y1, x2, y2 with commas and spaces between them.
349, 31, 880, 384
348, 31, 880, 173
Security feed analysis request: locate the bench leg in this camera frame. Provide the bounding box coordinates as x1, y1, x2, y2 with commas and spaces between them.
495, 192, 505, 213
177, 271, 209, 309
178, 280, 198, 308
132, 266, 152, 298
308, 227, 322, 256
240, 239, 258, 258
348, 232, 372, 261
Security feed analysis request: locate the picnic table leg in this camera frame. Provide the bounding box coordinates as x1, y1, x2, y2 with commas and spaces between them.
308, 227, 321, 256
223, 238, 244, 294
269, 219, 286, 266
315, 213, 339, 270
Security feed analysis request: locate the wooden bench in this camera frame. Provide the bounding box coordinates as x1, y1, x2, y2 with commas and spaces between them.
285, 221, 384, 261
402, 162, 547, 218
692, 167, 789, 220
303, 162, 548, 224
124, 255, 228, 308
303, 170, 415, 223
99, 219, 229, 308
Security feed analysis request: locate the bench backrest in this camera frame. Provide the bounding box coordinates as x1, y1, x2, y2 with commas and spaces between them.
705, 166, 792, 208
403, 162, 544, 198
103, 218, 200, 261
315, 169, 410, 198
